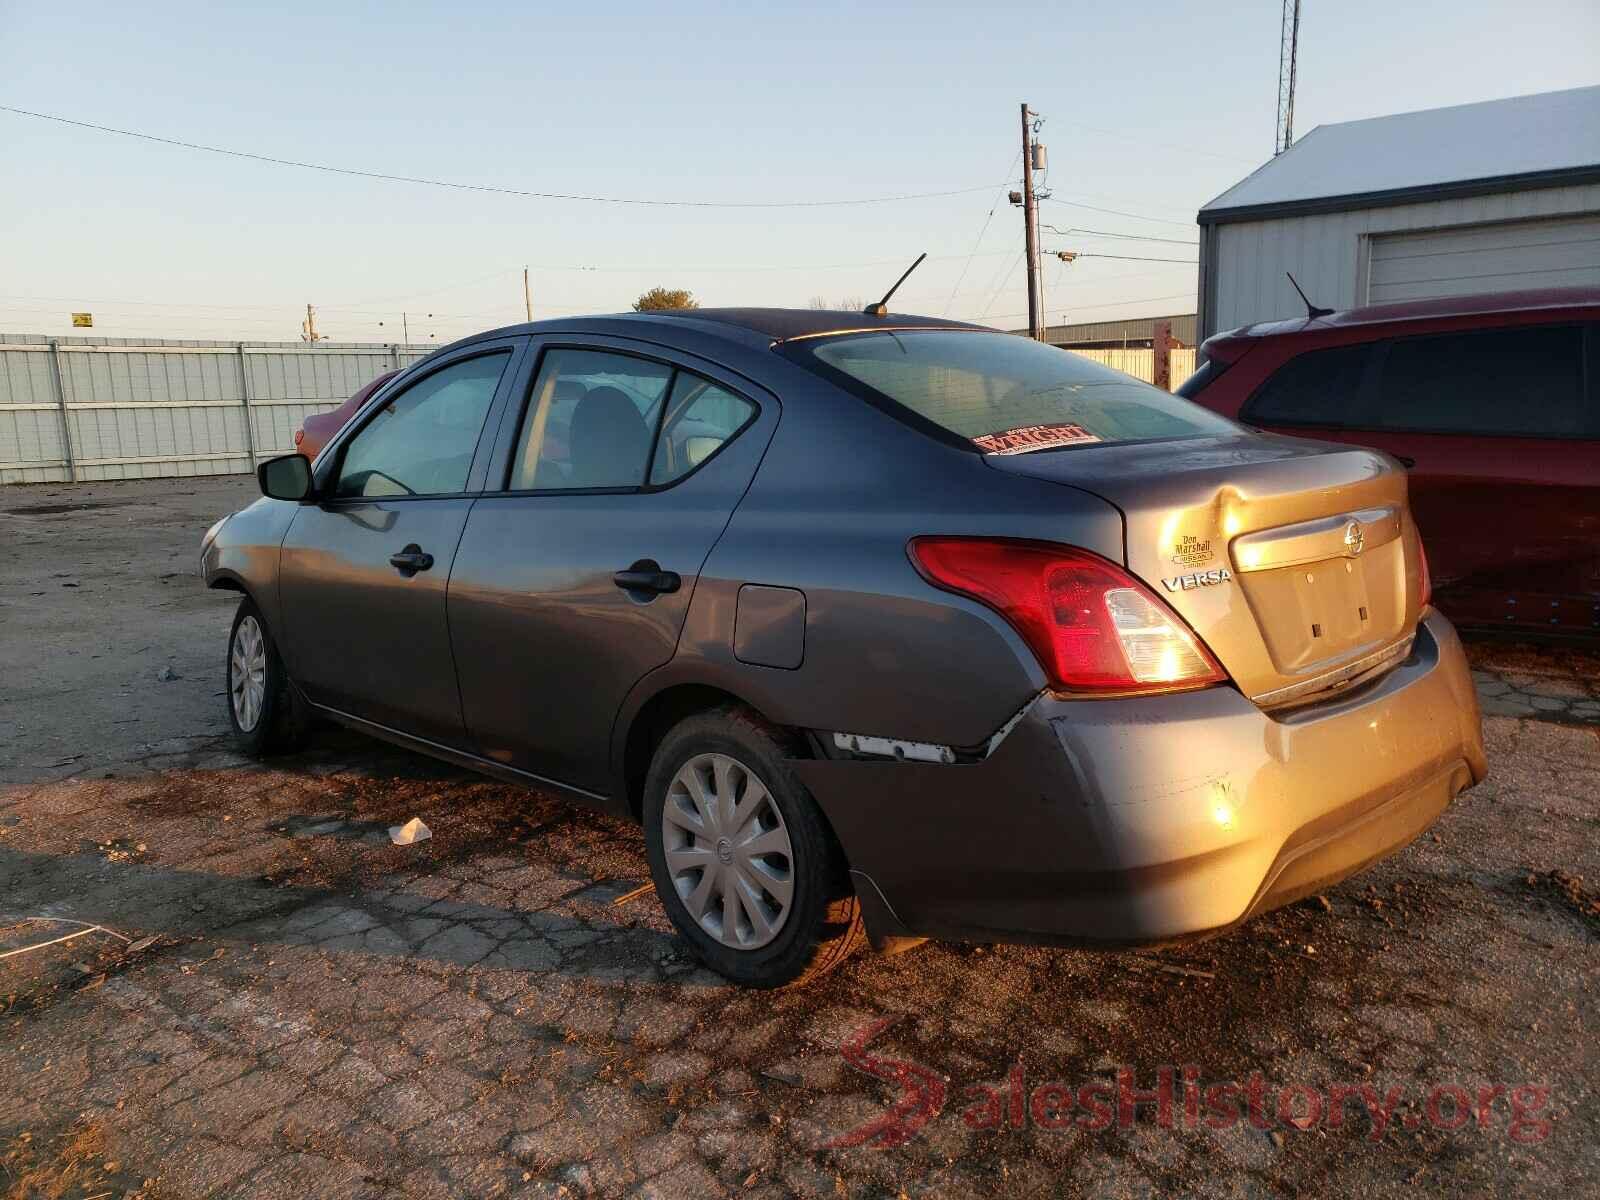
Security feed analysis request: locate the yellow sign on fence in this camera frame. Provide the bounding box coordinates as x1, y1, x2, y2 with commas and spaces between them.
71, 312, 93, 328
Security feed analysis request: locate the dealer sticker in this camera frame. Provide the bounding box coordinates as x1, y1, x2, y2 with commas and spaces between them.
972, 423, 1101, 456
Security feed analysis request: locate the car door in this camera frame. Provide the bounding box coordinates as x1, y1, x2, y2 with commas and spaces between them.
277, 339, 524, 744
448, 338, 777, 795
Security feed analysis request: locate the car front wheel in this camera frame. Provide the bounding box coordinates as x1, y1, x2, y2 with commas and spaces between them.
225, 597, 309, 756
643, 707, 865, 988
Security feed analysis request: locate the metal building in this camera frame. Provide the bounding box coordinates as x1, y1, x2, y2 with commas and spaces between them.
1196, 86, 1600, 340
1031, 313, 1196, 349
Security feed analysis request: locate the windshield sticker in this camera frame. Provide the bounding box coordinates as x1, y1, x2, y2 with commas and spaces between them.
972, 423, 1102, 456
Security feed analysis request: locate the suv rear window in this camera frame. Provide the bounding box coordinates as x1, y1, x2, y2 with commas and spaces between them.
1241, 323, 1593, 438
789, 330, 1236, 454
1243, 343, 1373, 427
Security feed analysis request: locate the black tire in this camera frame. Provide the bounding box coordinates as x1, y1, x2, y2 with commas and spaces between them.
643, 706, 866, 988
225, 597, 310, 756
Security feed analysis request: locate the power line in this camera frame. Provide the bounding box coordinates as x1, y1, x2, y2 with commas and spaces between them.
0, 104, 1004, 210
1040, 223, 1197, 246
1067, 252, 1197, 264
1042, 196, 1197, 228
943, 148, 1022, 316
1048, 119, 1261, 166
970, 291, 1196, 323
333, 267, 523, 309
977, 250, 1026, 320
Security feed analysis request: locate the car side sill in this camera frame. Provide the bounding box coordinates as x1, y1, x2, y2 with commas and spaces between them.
307, 701, 615, 814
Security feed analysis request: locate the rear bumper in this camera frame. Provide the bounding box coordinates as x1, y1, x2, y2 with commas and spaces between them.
796, 610, 1486, 947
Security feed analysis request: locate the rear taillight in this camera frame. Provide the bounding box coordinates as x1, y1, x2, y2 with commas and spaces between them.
1417, 537, 1432, 609
909, 537, 1227, 696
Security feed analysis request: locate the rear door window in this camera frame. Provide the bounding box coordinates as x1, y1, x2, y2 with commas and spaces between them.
509, 350, 674, 490
1373, 325, 1587, 437
789, 330, 1235, 454
1242, 344, 1373, 427
649, 374, 757, 485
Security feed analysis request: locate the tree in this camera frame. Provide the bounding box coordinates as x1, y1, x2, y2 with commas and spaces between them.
808, 295, 865, 311
633, 287, 699, 311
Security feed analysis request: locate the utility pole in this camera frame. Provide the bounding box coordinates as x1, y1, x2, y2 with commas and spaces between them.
1013, 103, 1046, 342
379, 313, 433, 344
301, 303, 324, 343
523, 267, 533, 322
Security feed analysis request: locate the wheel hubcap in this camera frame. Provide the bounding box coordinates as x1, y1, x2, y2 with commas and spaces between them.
230, 615, 267, 733
663, 753, 794, 950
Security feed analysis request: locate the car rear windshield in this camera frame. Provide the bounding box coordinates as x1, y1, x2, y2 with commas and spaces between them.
789, 330, 1236, 454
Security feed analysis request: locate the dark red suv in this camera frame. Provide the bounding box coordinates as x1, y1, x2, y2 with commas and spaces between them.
294, 369, 399, 462
1181, 288, 1600, 639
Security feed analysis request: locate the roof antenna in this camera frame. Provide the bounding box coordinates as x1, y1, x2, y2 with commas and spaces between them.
1286, 272, 1333, 319
864, 252, 927, 316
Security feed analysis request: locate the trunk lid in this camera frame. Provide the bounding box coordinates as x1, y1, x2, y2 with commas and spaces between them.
987, 432, 1425, 706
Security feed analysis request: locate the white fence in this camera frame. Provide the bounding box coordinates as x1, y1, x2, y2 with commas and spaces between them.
1066, 346, 1197, 390
0, 334, 1201, 487
0, 335, 435, 485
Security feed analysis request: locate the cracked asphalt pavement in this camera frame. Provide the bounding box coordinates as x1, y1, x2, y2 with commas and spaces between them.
2, 477, 1597, 1198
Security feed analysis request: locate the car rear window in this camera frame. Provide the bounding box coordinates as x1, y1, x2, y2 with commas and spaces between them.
789, 330, 1236, 454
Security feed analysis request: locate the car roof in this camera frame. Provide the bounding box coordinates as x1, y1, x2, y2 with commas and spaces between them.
459, 308, 992, 352
1205, 286, 1600, 356
633, 307, 988, 342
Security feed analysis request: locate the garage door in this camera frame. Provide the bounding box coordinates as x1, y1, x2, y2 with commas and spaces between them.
1366, 213, 1600, 303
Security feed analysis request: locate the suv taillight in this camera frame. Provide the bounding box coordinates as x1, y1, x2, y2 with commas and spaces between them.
1418, 537, 1432, 610
910, 538, 1227, 696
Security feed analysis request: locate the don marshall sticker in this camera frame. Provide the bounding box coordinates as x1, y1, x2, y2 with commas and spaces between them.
972, 423, 1101, 456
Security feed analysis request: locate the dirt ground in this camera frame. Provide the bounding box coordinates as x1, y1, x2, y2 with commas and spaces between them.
1, 476, 1596, 1199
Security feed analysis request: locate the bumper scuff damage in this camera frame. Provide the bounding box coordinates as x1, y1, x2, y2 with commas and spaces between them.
795, 611, 1487, 949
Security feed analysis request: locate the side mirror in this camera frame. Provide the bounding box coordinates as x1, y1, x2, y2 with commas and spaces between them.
258, 453, 315, 502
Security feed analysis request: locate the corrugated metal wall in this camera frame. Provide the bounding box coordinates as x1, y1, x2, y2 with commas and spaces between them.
1200, 181, 1600, 339
1066, 347, 1196, 389
0, 335, 434, 484
1039, 313, 1197, 348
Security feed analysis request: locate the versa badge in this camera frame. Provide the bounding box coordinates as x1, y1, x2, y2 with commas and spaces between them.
1163, 567, 1233, 592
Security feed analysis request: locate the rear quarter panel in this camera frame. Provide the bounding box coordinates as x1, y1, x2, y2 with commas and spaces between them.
646, 364, 1128, 749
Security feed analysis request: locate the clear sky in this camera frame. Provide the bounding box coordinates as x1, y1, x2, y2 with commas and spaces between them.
2, 0, 1595, 343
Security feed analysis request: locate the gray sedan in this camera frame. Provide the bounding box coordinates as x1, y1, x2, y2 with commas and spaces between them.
201, 308, 1487, 987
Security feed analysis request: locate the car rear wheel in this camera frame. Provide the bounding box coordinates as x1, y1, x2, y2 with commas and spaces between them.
226, 598, 309, 756
643, 707, 865, 988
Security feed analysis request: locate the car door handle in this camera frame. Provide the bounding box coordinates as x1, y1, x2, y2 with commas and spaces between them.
613, 560, 681, 595
389, 544, 434, 575
1395, 455, 1417, 468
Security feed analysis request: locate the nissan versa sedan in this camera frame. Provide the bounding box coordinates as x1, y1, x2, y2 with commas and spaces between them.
201, 308, 1488, 988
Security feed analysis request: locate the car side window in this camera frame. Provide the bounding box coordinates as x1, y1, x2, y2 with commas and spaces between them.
334, 352, 509, 498
510, 350, 674, 490
1373, 325, 1586, 437
649, 373, 757, 485
1243, 344, 1371, 427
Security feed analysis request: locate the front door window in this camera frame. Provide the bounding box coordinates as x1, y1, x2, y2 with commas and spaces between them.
335, 351, 510, 497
